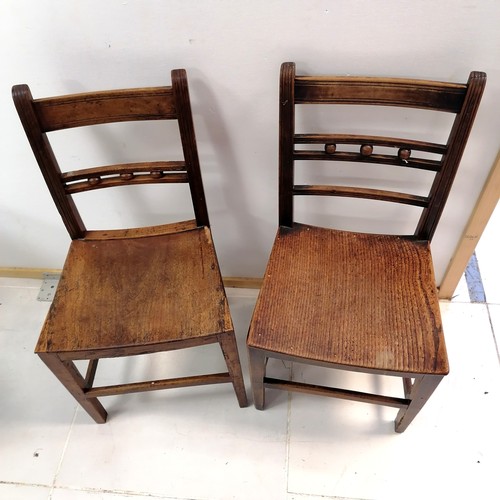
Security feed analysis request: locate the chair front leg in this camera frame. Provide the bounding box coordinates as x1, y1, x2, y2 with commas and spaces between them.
38, 352, 108, 423
248, 348, 267, 410
395, 374, 444, 433
218, 331, 248, 408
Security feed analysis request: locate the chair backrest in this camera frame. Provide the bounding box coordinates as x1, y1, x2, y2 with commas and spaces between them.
12, 69, 209, 240
279, 62, 486, 240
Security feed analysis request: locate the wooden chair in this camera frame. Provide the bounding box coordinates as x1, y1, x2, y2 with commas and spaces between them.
13, 69, 247, 423
247, 62, 485, 432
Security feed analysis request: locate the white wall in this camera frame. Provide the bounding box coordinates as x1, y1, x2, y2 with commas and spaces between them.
1, 0, 499, 282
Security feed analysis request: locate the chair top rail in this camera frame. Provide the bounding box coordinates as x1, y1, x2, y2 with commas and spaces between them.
31, 86, 176, 132
294, 76, 468, 112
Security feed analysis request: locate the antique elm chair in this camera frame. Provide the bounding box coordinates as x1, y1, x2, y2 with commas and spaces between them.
247, 62, 485, 432
13, 69, 247, 423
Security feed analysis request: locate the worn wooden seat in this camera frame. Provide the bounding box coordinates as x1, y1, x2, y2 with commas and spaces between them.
13, 69, 247, 423
247, 62, 485, 432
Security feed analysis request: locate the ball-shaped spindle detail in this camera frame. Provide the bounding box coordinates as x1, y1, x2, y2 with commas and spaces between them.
360, 144, 373, 156
325, 144, 337, 154
88, 177, 101, 186
398, 148, 412, 160
120, 172, 135, 181
150, 170, 164, 179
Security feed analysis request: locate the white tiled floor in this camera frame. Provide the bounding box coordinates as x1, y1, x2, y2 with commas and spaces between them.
1, 210, 499, 499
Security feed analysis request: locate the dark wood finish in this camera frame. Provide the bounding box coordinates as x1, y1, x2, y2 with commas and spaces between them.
13, 70, 247, 422
62, 161, 188, 194
416, 71, 487, 240
247, 62, 485, 432
264, 378, 410, 409
278, 62, 296, 227
172, 69, 210, 227
292, 185, 429, 207
294, 75, 467, 111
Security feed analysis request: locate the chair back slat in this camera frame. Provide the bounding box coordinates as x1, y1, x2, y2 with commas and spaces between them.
61, 162, 188, 194
33, 87, 177, 132
295, 76, 467, 112
13, 70, 210, 239
293, 151, 441, 172
295, 134, 447, 154
280, 62, 486, 240
293, 185, 429, 207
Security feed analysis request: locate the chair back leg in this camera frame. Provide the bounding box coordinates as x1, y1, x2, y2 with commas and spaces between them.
395, 374, 445, 432
248, 348, 267, 410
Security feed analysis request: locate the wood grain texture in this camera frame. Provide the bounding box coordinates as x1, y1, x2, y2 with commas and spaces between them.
295, 76, 467, 111
36, 227, 231, 354
247, 223, 449, 375
33, 87, 176, 131
292, 185, 429, 207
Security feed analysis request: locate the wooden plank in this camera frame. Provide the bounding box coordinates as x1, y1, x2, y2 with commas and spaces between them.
439, 151, 500, 298
223, 277, 263, 289
0, 267, 62, 279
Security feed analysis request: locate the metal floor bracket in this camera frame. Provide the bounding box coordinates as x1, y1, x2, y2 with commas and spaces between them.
37, 272, 61, 302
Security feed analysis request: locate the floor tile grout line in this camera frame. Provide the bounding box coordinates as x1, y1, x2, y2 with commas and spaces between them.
48, 407, 79, 499
47, 483, 193, 499
0, 480, 51, 489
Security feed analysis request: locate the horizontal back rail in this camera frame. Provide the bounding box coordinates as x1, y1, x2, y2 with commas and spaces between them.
293, 151, 441, 172
295, 134, 447, 155
294, 134, 444, 171
293, 185, 429, 207
62, 161, 188, 194
33, 87, 176, 132
295, 77, 467, 112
